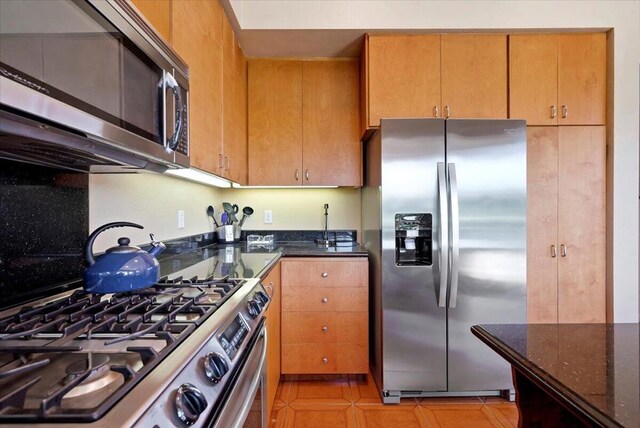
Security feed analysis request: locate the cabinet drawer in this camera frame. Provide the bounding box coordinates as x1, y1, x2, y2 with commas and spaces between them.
282, 287, 367, 312
282, 258, 367, 288
282, 312, 367, 344
282, 343, 368, 374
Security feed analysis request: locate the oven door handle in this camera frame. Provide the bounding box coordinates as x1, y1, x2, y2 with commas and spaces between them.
212, 325, 267, 428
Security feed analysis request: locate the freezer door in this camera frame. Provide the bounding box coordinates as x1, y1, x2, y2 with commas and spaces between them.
445, 119, 527, 392
380, 118, 447, 392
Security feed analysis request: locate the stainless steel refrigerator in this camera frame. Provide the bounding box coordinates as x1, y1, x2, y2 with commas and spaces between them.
362, 118, 526, 402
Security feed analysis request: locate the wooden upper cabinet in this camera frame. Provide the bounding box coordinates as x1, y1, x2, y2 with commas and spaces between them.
509, 33, 606, 125
130, 0, 171, 42
441, 34, 507, 119
365, 34, 441, 130
557, 126, 606, 323
171, 0, 223, 174
527, 126, 559, 323
558, 33, 606, 125
222, 15, 248, 184
248, 60, 303, 185
302, 60, 361, 186
510, 34, 558, 125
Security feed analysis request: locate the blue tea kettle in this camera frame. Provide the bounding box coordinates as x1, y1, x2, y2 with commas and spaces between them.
83, 222, 166, 294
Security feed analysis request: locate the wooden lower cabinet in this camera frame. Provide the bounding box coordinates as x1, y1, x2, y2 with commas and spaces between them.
281, 258, 368, 374
263, 262, 281, 420
527, 126, 606, 323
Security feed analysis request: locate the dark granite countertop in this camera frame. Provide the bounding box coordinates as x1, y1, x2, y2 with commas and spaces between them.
157, 240, 367, 280
472, 323, 639, 428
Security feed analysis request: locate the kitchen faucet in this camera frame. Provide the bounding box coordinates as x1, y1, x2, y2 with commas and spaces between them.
315, 203, 335, 246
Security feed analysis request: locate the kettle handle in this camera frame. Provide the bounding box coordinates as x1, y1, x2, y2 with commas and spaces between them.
85, 222, 143, 266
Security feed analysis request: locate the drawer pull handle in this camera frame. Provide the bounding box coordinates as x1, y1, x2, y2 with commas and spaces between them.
322, 357, 329, 364
321, 272, 328, 278
321, 297, 328, 304
322, 326, 328, 333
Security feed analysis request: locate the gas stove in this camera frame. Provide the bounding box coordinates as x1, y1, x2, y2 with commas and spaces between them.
0, 274, 270, 426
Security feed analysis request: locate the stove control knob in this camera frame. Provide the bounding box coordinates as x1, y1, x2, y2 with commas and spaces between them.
247, 299, 261, 318
204, 352, 228, 383
255, 290, 270, 306
175, 383, 207, 425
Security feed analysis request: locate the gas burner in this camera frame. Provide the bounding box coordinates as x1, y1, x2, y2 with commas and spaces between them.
63, 354, 120, 399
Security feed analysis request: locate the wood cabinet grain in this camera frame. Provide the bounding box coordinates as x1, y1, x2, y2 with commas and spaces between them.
171, 0, 223, 174
130, 0, 171, 42
302, 60, 361, 186
248, 60, 303, 185
441, 34, 507, 119
222, 15, 247, 184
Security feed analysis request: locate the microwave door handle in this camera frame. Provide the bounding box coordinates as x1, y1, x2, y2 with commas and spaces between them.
437, 162, 449, 308
447, 163, 460, 308
164, 73, 184, 152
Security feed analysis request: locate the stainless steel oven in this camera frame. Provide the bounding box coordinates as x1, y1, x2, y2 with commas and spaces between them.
213, 324, 267, 428
0, 0, 189, 172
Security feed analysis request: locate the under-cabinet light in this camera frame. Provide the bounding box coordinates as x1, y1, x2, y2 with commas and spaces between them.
231, 184, 338, 189
165, 168, 233, 188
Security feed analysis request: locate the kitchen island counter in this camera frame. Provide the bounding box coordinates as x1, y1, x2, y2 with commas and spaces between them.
472, 323, 639, 428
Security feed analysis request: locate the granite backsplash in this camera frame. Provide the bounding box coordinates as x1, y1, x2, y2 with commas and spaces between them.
0, 160, 88, 308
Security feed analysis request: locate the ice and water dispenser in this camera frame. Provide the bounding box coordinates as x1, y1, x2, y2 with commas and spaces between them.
395, 213, 432, 266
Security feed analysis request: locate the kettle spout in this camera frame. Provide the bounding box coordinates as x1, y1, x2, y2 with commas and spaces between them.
148, 234, 166, 258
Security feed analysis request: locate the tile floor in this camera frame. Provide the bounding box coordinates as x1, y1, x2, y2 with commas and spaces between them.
269, 373, 518, 428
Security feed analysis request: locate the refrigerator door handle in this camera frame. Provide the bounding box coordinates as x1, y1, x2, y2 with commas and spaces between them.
447, 163, 460, 308
437, 162, 449, 308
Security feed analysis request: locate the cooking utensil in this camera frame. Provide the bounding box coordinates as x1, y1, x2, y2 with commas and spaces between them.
222, 202, 238, 223
238, 257, 254, 278
221, 212, 229, 225
83, 222, 165, 294
207, 205, 220, 228
238, 206, 254, 227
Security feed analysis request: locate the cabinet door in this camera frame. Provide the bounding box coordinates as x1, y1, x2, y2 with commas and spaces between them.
222, 16, 247, 184
367, 35, 441, 127
248, 60, 303, 185
302, 61, 361, 186
526, 127, 559, 323
172, 1, 223, 173
557, 126, 606, 323
130, 0, 171, 42
510, 35, 558, 125
558, 34, 606, 125
264, 262, 281, 420
441, 34, 507, 119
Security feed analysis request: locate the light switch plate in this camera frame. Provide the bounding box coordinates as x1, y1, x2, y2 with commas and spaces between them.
264, 210, 272, 224
177, 210, 185, 229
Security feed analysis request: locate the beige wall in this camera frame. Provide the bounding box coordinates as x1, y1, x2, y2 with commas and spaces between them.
90, 173, 361, 252
89, 173, 222, 252
221, 187, 361, 232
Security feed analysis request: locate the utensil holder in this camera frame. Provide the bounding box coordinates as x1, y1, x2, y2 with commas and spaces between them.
216, 225, 241, 243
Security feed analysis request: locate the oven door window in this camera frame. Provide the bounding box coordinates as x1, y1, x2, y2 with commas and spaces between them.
0, 0, 163, 144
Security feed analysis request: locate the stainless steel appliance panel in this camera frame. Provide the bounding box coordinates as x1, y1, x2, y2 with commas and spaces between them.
445, 119, 527, 392
380, 118, 447, 393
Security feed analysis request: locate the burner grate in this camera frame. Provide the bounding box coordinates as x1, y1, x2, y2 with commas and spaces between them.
0, 276, 246, 422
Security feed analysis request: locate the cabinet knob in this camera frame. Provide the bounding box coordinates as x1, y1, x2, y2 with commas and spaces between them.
322, 325, 328, 333
561, 105, 568, 118
322, 357, 329, 364
550, 105, 557, 119
321, 272, 328, 278
321, 297, 328, 304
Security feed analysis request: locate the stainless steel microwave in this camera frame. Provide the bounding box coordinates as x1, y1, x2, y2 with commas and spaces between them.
0, 0, 189, 172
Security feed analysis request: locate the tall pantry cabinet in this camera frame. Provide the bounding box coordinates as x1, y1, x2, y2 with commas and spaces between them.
514, 33, 608, 323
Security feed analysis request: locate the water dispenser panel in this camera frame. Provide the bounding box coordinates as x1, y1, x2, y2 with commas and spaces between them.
395, 213, 432, 266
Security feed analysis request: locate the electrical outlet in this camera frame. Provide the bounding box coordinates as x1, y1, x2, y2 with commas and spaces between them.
264, 210, 273, 224
177, 210, 185, 229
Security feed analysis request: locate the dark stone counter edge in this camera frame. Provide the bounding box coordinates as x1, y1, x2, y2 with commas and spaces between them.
470, 325, 623, 428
